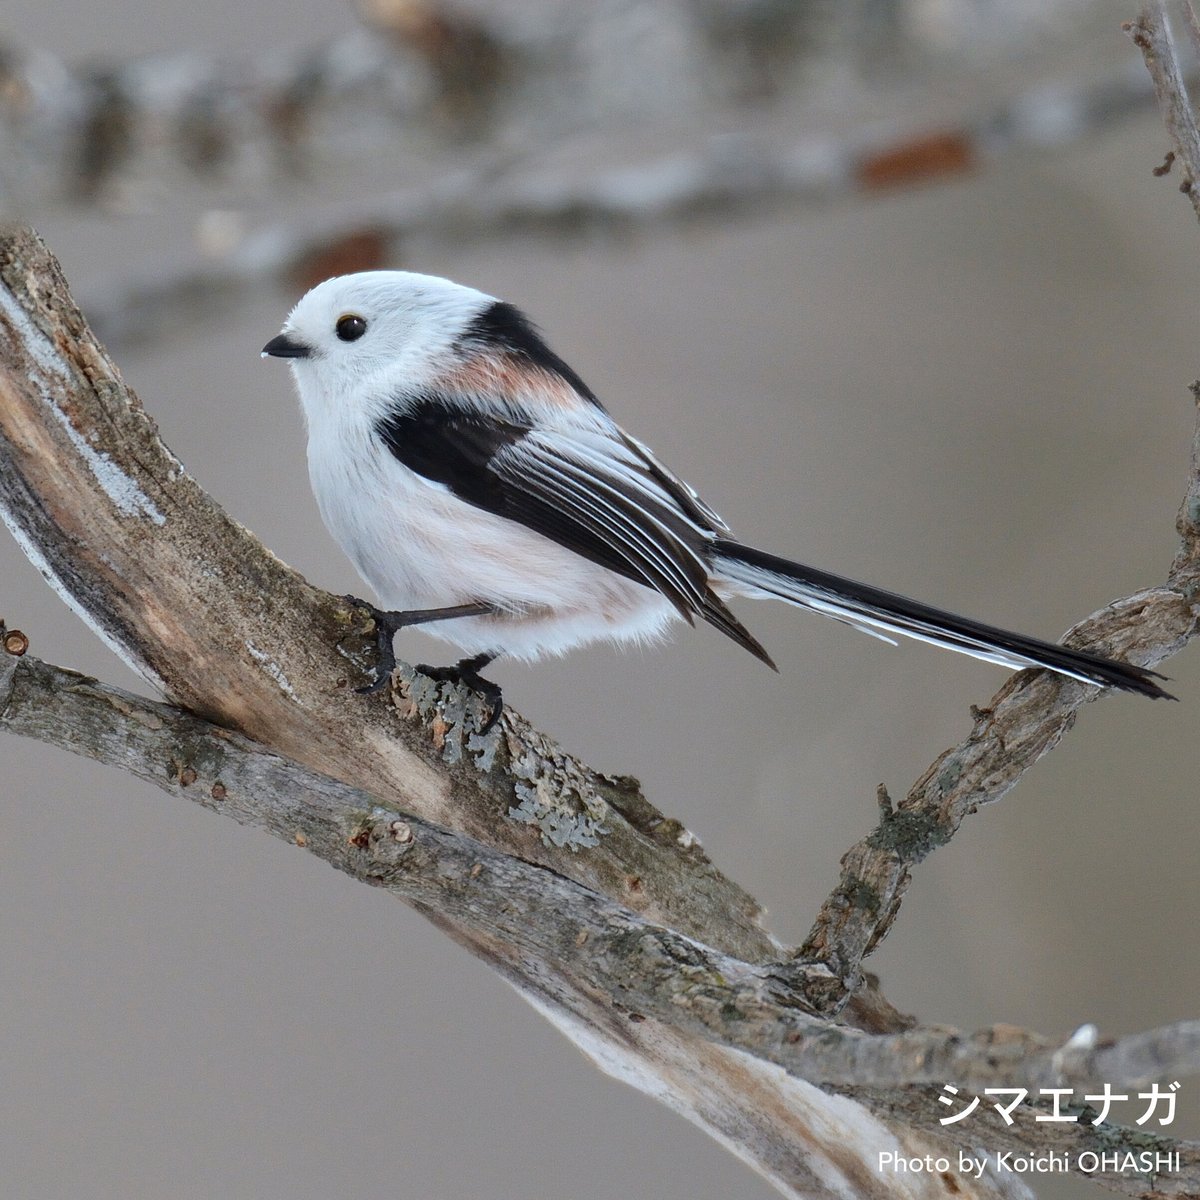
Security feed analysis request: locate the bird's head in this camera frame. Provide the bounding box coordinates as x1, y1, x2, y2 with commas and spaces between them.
262, 270, 495, 420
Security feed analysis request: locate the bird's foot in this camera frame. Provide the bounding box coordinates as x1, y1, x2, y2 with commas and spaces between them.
343, 596, 407, 694
416, 653, 503, 733
342, 595, 496, 695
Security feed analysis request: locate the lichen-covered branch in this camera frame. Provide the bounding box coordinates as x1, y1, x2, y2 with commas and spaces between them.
0, 169, 1196, 1199
2, 220, 972, 1200
797, 592, 1196, 1008
0, 648, 848, 1063
0, 2, 1194, 1194
3, 645, 1197, 1199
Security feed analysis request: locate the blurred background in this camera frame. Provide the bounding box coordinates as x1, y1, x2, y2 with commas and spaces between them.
2, 1, 1198, 1197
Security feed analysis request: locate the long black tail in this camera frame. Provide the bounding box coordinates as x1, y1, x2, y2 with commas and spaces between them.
711, 540, 1171, 699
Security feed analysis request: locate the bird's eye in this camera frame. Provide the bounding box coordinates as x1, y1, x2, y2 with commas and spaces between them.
335, 314, 367, 342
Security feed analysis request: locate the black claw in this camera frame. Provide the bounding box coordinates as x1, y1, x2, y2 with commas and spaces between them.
343, 597, 496, 700
416, 654, 503, 733
356, 671, 392, 696
341, 596, 500, 705
343, 596, 402, 693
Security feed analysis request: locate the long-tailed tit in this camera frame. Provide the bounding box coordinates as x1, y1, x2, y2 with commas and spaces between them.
264, 270, 1169, 727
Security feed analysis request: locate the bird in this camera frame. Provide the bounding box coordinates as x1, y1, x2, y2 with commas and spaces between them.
263, 269, 1170, 729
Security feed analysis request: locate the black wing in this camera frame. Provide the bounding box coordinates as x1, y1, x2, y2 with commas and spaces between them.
375, 394, 773, 666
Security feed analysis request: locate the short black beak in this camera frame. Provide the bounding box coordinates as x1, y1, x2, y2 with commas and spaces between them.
261, 333, 311, 359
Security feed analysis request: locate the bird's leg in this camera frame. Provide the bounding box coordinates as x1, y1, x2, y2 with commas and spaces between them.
343, 596, 494, 695
415, 652, 504, 734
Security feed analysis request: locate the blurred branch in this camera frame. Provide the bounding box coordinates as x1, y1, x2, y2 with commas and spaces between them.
86, 130, 862, 347
2, 0, 1175, 222
83, 51, 1178, 350
0, 0, 834, 215
6, 5, 1183, 352
0, 2, 514, 210
1126, 1, 1200, 219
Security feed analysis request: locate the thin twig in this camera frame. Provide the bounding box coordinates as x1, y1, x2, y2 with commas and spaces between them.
791, 0, 1200, 1013
1125, 1, 1200, 218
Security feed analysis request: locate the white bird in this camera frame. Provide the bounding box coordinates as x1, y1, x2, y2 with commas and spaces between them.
263, 270, 1169, 728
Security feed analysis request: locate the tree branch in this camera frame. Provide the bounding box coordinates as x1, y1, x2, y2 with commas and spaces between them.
0, 221, 782, 966
797, 581, 1197, 1009
1, 189, 1197, 1193
5, 3, 1158, 220
4, 645, 1198, 1199
0, 219, 965, 1200
796, 27, 1200, 996
5, 11, 1182, 354
0, 3, 514, 210
80, 64, 1171, 353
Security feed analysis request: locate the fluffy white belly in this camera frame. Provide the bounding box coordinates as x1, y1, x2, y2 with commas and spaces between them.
309, 436, 682, 661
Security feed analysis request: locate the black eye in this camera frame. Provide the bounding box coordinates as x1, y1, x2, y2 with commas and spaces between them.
335, 314, 367, 342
